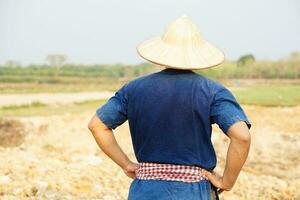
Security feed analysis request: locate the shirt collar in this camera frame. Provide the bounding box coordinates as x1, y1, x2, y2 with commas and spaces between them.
159, 68, 194, 74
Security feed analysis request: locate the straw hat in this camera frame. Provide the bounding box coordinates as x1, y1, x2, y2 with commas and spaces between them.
137, 15, 225, 70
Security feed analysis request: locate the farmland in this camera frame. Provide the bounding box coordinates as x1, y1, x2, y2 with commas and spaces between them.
0, 61, 300, 199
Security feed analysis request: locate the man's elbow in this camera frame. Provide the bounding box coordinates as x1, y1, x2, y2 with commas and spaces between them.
87, 119, 95, 132
87, 115, 99, 132
227, 121, 251, 144
237, 131, 251, 144
87, 114, 111, 133
230, 129, 251, 145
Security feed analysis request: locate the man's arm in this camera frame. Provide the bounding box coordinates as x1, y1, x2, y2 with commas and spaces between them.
87, 114, 138, 178
202, 121, 251, 192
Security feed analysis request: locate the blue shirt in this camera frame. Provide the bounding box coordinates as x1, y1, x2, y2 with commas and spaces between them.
96, 68, 251, 199
96, 68, 251, 170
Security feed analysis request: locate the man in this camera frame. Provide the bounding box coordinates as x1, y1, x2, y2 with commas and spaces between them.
88, 16, 251, 200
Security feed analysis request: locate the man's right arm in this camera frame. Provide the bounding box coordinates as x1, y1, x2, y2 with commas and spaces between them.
221, 121, 251, 190
202, 121, 251, 192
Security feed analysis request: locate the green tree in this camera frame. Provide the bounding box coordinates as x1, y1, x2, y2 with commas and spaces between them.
46, 54, 67, 77
237, 54, 255, 67
289, 52, 300, 61
4, 60, 21, 68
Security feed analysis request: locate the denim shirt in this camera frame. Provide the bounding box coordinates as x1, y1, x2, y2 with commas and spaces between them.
96, 68, 251, 199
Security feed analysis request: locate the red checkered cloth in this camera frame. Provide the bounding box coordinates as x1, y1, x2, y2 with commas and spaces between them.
135, 162, 206, 183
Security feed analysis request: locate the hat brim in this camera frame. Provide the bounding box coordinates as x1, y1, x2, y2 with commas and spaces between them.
137, 37, 225, 70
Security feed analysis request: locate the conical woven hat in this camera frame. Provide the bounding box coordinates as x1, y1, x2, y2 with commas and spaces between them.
137, 16, 225, 70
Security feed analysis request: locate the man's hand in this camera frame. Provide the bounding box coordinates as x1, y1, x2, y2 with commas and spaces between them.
122, 161, 139, 179
201, 169, 228, 194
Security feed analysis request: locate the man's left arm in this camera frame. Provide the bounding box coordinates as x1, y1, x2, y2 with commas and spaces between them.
88, 114, 138, 179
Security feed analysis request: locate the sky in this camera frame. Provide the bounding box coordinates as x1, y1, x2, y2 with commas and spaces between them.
0, 0, 300, 65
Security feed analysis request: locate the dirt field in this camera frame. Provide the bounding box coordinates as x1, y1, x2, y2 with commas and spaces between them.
0, 105, 299, 199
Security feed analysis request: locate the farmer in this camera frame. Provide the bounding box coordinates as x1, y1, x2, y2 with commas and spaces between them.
88, 16, 251, 200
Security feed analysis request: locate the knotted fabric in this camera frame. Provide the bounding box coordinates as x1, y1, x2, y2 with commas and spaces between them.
135, 162, 206, 183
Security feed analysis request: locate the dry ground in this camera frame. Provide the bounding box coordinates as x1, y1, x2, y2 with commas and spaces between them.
0, 106, 299, 199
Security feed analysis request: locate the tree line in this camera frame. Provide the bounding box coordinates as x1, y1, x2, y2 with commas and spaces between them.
0, 53, 299, 83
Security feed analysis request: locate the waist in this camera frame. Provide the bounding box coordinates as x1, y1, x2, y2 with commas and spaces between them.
135, 162, 206, 183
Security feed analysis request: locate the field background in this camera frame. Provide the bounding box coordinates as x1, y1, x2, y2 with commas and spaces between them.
0, 58, 300, 199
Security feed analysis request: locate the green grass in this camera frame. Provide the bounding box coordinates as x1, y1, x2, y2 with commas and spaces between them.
2, 101, 47, 110
0, 82, 124, 94
232, 85, 300, 107
0, 99, 106, 117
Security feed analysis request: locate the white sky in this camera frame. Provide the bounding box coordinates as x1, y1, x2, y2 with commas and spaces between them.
0, 0, 300, 65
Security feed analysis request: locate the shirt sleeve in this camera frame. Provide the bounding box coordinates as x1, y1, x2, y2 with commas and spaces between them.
95, 84, 128, 130
210, 85, 251, 135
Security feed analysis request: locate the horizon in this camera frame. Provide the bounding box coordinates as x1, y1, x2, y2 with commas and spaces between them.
1, 55, 296, 67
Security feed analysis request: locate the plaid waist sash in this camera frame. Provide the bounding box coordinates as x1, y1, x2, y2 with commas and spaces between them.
135, 162, 206, 183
